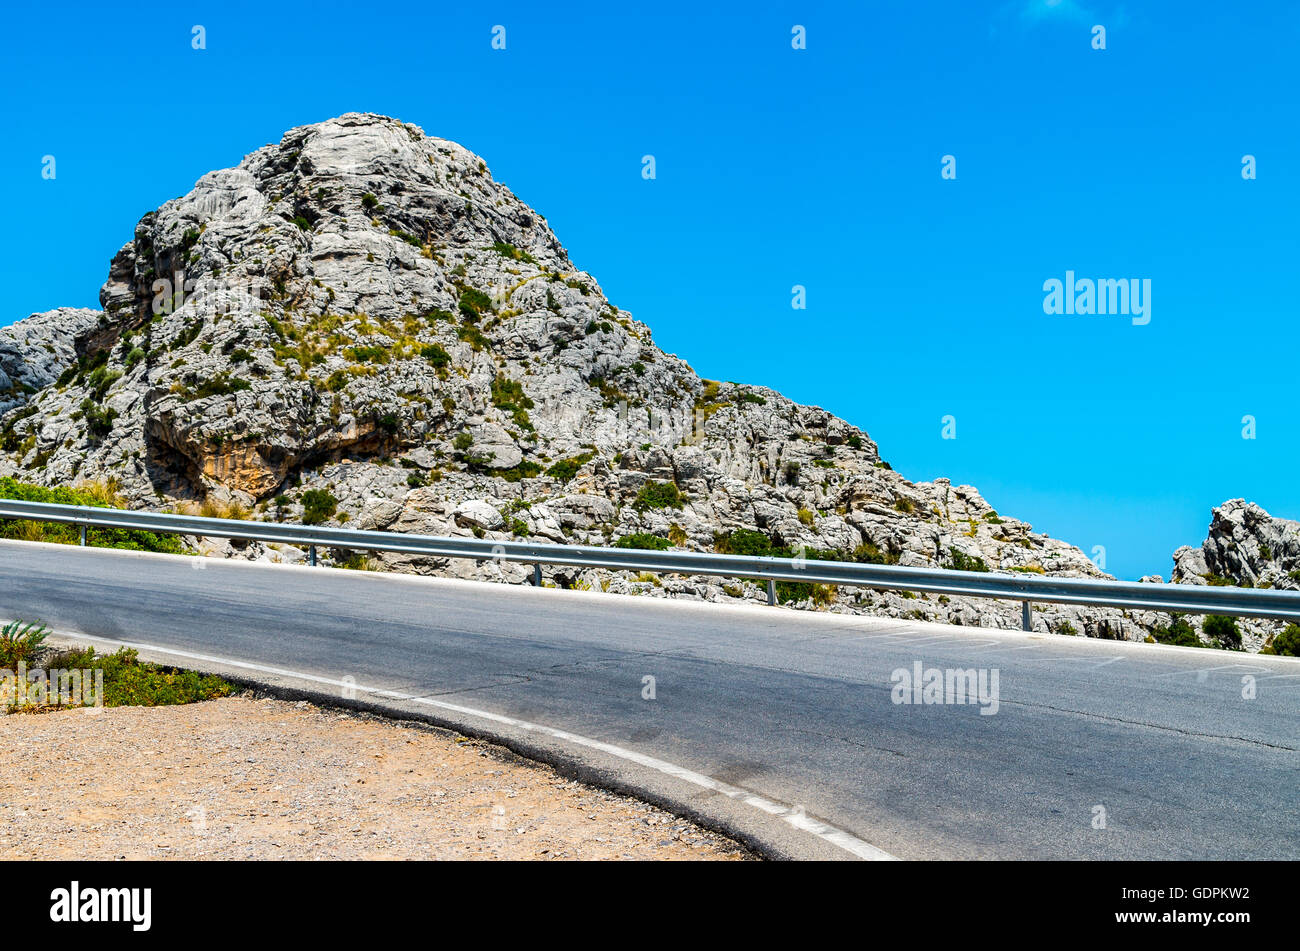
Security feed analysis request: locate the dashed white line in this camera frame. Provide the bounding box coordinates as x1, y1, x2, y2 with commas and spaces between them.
58, 631, 898, 861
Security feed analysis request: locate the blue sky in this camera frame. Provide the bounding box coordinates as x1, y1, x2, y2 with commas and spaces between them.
2, 0, 1296, 579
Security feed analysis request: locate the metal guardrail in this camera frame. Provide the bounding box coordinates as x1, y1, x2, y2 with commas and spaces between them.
2, 497, 1299, 629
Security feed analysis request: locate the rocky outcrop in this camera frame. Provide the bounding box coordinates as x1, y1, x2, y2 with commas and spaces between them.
0, 113, 1287, 649
1172, 500, 1300, 591
0, 308, 101, 416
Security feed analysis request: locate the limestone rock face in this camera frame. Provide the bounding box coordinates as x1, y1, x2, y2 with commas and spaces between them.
0, 308, 102, 416
0, 113, 1286, 648
1166, 500, 1300, 651
1173, 500, 1300, 591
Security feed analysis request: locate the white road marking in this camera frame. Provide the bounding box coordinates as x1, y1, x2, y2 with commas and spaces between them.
60, 631, 898, 861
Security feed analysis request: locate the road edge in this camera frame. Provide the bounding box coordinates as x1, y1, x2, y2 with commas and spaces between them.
42, 630, 886, 862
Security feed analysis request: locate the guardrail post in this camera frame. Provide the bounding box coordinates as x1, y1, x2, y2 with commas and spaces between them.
766, 579, 776, 606
533, 564, 542, 586
1021, 600, 1032, 631
78, 525, 86, 547
307, 544, 317, 567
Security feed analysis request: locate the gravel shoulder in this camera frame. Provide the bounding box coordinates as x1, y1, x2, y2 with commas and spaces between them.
0, 694, 751, 860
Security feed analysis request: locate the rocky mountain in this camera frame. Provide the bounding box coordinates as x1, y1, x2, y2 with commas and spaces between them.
0, 113, 1290, 651
1172, 500, 1300, 596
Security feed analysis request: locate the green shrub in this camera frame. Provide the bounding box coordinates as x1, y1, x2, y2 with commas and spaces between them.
712, 528, 843, 603
349, 344, 389, 364
43, 646, 235, 706
490, 241, 536, 264
0, 619, 48, 667
714, 528, 778, 557
853, 541, 898, 565
1152, 615, 1206, 648
484, 461, 542, 482
490, 375, 534, 430
80, 398, 118, 440
633, 481, 683, 512
421, 343, 450, 368
1201, 614, 1241, 650
946, 549, 989, 573
1262, 623, 1300, 657
300, 489, 338, 525
547, 452, 595, 483
188, 374, 251, 401
0, 478, 183, 554
615, 533, 672, 551
456, 323, 490, 351
458, 287, 495, 321
87, 366, 122, 400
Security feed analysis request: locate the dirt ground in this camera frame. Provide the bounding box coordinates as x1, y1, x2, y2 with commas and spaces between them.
0, 695, 751, 860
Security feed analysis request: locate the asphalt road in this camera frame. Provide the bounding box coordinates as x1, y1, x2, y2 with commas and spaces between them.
3, 539, 1298, 859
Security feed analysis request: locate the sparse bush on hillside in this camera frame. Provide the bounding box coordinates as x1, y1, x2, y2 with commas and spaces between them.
490, 375, 534, 430
457, 287, 494, 321
946, 549, 988, 573
1202, 614, 1242, 650
300, 489, 338, 525
1262, 623, 1300, 657
456, 323, 490, 351
1151, 615, 1206, 648
490, 241, 536, 264
421, 343, 450, 368
187, 374, 251, 401
614, 533, 672, 551
80, 398, 118, 440
546, 452, 595, 483
349, 345, 388, 364
853, 541, 899, 565
633, 481, 683, 512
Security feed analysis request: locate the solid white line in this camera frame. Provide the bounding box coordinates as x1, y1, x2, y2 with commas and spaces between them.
60, 631, 898, 861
